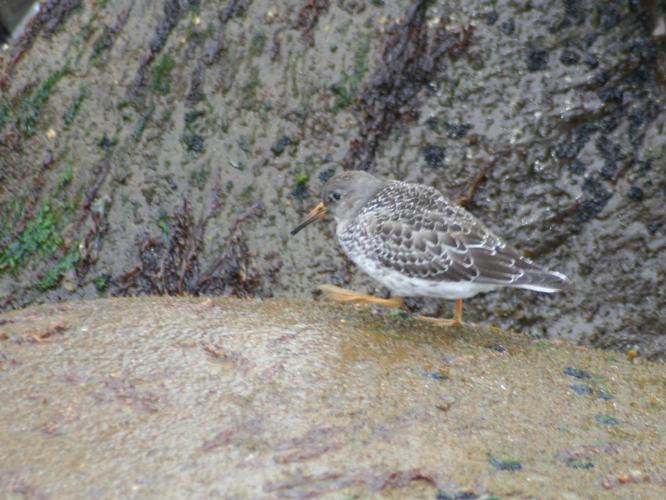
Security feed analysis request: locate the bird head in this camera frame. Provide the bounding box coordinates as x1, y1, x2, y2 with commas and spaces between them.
290, 171, 383, 235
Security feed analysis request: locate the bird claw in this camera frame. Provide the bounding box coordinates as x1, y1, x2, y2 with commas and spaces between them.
415, 298, 464, 326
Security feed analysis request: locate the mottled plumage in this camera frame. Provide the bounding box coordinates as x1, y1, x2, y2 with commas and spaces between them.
292, 170, 569, 303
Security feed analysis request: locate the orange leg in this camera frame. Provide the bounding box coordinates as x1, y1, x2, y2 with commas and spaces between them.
416, 298, 463, 326
317, 284, 405, 309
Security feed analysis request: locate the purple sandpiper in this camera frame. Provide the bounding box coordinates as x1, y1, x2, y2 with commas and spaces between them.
291, 170, 569, 325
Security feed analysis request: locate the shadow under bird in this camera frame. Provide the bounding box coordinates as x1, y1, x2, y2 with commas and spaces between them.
291, 170, 569, 325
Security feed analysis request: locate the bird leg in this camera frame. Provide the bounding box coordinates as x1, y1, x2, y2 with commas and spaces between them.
416, 298, 463, 326
317, 284, 404, 309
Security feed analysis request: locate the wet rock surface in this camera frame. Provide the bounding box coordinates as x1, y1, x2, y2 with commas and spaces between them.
0, 297, 665, 498
0, 1, 665, 357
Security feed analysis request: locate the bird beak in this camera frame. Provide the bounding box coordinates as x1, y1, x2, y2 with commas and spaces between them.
290, 201, 327, 235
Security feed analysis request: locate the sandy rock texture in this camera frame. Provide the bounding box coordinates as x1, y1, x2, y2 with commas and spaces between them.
0, 297, 664, 498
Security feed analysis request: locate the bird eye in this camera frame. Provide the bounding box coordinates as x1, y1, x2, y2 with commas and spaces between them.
329, 192, 341, 202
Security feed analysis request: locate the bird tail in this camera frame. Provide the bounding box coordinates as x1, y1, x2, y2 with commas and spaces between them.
513, 269, 571, 293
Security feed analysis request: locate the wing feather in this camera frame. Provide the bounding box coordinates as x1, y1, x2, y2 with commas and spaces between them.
349, 181, 554, 287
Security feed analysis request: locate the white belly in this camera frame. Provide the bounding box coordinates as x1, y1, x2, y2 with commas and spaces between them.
350, 253, 499, 299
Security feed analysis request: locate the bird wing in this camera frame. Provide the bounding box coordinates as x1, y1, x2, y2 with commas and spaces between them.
354, 182, 543, 285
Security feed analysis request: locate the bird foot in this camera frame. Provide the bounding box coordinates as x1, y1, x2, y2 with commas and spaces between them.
317, 284, 404, 309
415, 298, 464, 327
414, 316, 462, 327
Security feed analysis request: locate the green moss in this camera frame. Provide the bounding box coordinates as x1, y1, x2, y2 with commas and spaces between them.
597, 388, 613, 400
182, 109, 206, 153
237, 135, 252, 154
152, 54, 176, 95
291, 172, 310, 200
90, 27, 113, 63
188, 0, 201, 14
369, 323, 405, 338
271, 135, 292, 156
0, 167, 78, 277
249, 33, 267, 58
78, 17, 97, 45
391, 310, 412, 321
15, 66, 69, 136
0, 101, 9, 132
219, 112, 230, 133
133, 103, 155, 142
183, 133, 205, 152
189, 163, 211, 190
36, 245, 80, 291
186, 26, 206, 45
294, 174, 309, 186
606, 353, 620, 363
94, 273, 111, 292
241, 66, 261, 110
64, 90, 87, 127
241, 185, 255, 202
489, 455, 523, 471
185, 110, 205, 124
0, 203, 70, 274
594, 414, 619, 425
98, 133, 118, 150
0, 198, 27, 246
157, 208, 170, 239
161, 106, 174, 125
332, 36, 371, 109
57, 163, 74, 192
